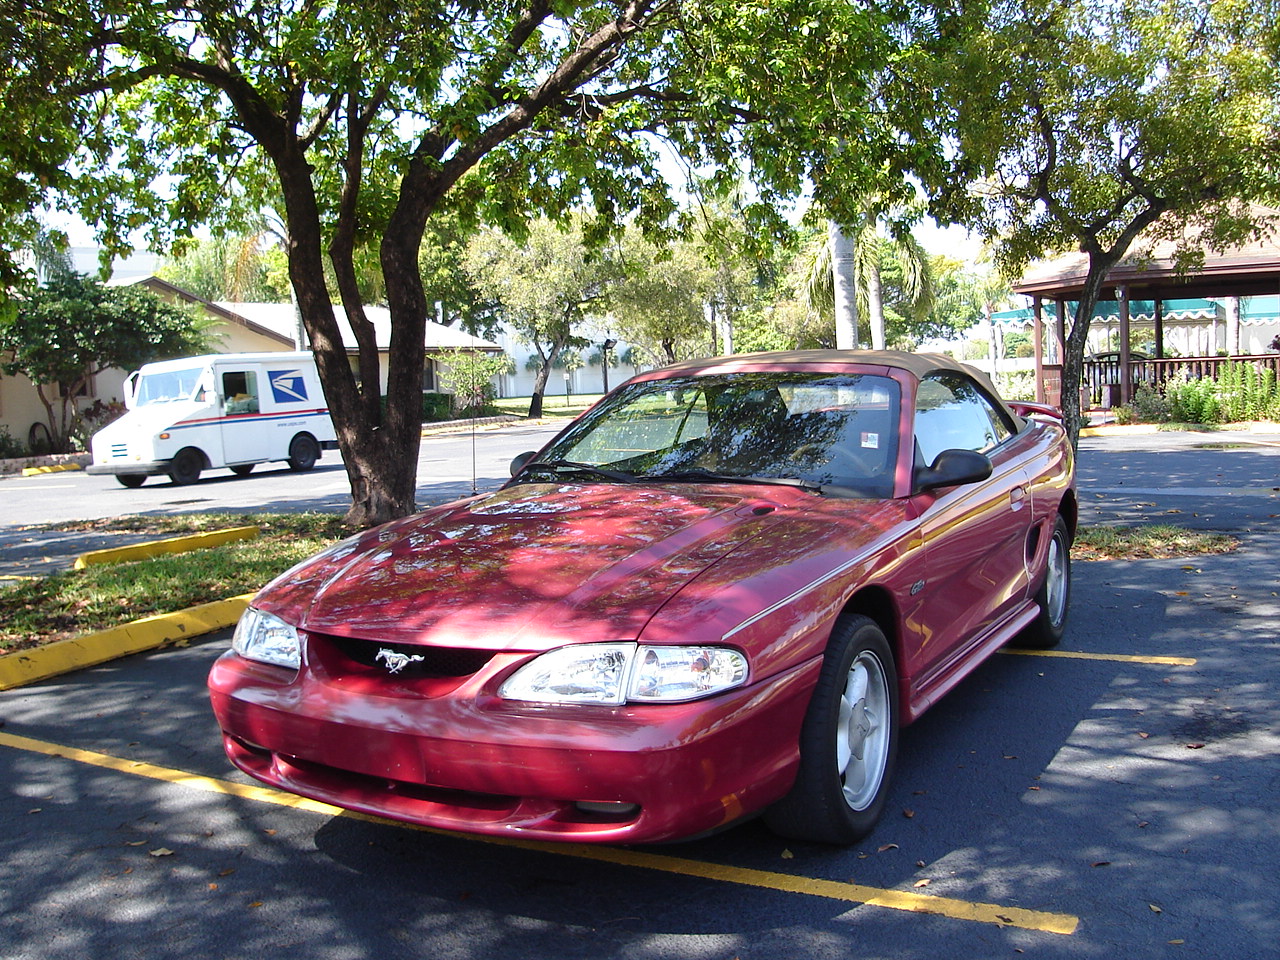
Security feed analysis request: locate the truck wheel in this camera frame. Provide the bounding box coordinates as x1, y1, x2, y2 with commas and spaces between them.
287, 434, 320, 472
117, 475, 146, 488
230, 464, 255, 477
168, 448, 203, 485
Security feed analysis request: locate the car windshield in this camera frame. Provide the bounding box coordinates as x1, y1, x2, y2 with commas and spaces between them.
527, 372, 901, 498
134, 367, 205, 405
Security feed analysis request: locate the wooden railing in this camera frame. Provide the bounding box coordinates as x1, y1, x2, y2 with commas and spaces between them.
1081, 354, 1280, 407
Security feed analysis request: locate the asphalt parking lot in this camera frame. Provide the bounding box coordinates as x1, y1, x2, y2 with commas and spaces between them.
1, 429, 1278, 960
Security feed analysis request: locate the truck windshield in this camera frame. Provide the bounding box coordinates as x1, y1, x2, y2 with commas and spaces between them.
135, 367, 205, 405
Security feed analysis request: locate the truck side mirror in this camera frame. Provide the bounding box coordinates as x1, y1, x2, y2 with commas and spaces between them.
123, 371, 139, 409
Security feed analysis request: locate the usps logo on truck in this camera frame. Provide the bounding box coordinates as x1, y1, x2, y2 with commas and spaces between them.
268, 369, 309, 404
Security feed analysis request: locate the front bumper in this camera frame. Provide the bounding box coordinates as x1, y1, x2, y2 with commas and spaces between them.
208, 648, 820, 844
87, 460, 170, 477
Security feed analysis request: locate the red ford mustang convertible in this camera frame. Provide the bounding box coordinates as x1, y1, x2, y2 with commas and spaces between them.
209, 350, 1076, 845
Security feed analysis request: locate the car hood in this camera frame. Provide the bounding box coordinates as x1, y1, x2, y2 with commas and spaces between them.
256, 482, 869, 651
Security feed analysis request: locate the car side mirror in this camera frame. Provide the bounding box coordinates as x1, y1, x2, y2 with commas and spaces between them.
914, 449, 993, 493
510, 451, 537, 477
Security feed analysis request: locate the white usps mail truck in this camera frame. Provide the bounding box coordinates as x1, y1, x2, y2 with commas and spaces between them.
87, 352, 338, 487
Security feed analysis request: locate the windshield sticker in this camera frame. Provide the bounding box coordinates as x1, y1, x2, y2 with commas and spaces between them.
861, 432, 880, 449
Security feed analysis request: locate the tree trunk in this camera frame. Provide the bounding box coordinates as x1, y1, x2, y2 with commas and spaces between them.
1060, 267, 1111, 450
829, 221, 859, 349
274, 150, 395, 527
1056, 205, 1167, 450
866, 261, 885, 350
528, 348, 561, 419
34, 384, 62, 453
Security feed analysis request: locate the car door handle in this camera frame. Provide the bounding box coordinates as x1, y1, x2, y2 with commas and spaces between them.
1010, 485, 1028, 509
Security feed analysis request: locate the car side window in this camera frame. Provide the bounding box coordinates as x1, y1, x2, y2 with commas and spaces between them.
914, 373, 1013, 465
222, 370, 260, 415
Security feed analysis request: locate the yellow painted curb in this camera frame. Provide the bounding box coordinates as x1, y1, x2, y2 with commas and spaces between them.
0, 593, 254, 691
73, 526, 260, 569
1078, 424, 1159, 437
20, 463, 85, 476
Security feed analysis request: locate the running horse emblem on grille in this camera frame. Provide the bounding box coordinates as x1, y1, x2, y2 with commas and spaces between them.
375, 648, 426, 674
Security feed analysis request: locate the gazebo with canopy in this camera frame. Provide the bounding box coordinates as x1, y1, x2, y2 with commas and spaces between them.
1007, 215, 1280, 409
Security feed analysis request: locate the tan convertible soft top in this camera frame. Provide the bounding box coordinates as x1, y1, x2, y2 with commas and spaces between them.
634, 349, 1023, 427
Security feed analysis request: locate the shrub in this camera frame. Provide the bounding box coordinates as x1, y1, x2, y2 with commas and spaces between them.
1165, 374, 1221, 425
995, 370, 1036, 402
0, 426, 26, 459
1114, 384, 1172, 424
70, 400, 127, 452
420, 392, 454, 422
378, 392, 456, 423
1217, 361, 1279, 422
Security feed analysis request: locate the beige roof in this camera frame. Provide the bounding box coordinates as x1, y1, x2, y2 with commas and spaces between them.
217, 302, 501, 353
1013, 207, 1280, 300
644, 349, 982, 382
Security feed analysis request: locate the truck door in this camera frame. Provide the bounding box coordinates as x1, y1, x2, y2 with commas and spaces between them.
220, 368, 271, 464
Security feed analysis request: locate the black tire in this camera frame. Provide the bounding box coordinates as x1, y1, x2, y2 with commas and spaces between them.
287, 434, 320, 472
116, 475, 146, 488
763, 615, 899, 844
167, 448, 203, 486
1013, 516, 1071, 649
28, 422, 53, 455
230, 464, 255, 477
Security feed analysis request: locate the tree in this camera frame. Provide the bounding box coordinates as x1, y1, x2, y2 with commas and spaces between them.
610, 231, 715, 364
0, 275, 216, 451
435, 349, 512, 416
3, 0, 906, 525
898, 0, 1279, 443
923, 257, 994, 347
465, 218, 620, 417
804, 217, 936, 349
31, 229, 75, 284
419, 211, 501, 340
158, 234, 290, 303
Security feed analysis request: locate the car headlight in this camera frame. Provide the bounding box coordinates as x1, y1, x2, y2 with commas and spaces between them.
499, 643, 748, 705
232, 607, 301, 670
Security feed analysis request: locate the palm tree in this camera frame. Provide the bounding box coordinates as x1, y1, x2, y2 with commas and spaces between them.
31, 228, 74, 282
809, 212, 935, 349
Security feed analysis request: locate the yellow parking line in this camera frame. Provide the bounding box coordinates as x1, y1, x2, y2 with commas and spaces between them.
1000, 649, 1196, 666
0, 730, 1077, 935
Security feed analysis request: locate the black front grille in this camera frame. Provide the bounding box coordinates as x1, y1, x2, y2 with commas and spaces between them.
320, 634, 495, 679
